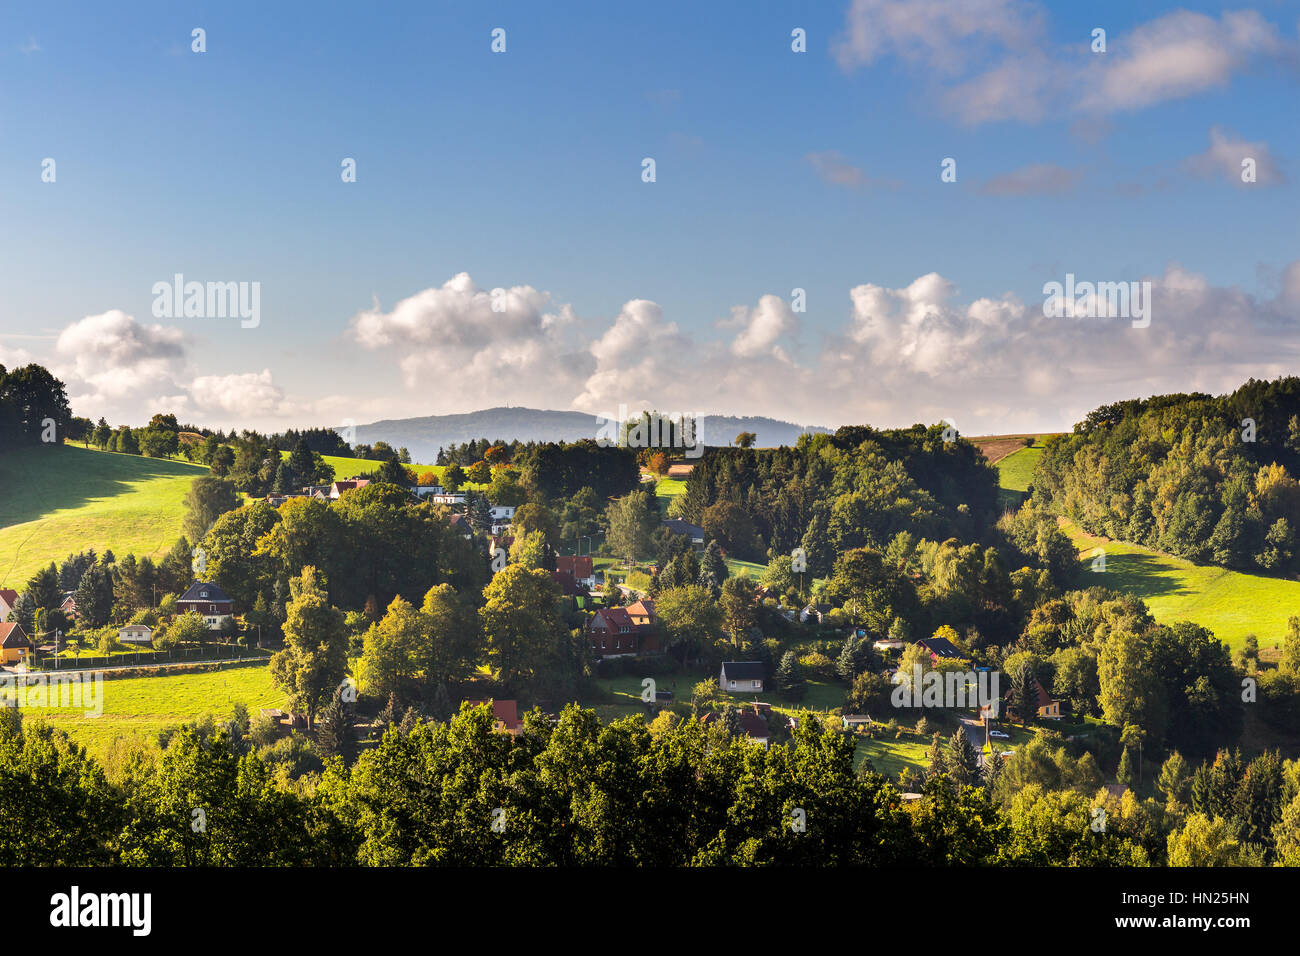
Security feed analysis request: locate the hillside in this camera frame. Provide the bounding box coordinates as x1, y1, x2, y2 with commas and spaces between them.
1061, 517, 1300, 652
0, 444, 205, 588
355, 407, 831, 462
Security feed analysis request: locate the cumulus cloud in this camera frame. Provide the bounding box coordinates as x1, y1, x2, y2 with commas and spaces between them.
1185, 126, 1286, 186
350, 272, 588, 408
727, 295, 799, 361
189, 369, 287, 420
54, 310, 186, 401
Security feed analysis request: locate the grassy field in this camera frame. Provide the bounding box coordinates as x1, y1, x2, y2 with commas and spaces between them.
854, 735, 932, 778
0, 444, 207, 588
17, 663, 284, 761
992, 439, 1048, 510
1062, 517, 1300, 651
651, 476, 687, 514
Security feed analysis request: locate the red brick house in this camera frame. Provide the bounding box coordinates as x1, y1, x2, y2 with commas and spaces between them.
589, 606, 640, 657
555, 555, 596, 588
177, 582, 235, 630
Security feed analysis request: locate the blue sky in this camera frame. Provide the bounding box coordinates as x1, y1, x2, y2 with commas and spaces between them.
0, 0, 1297, 434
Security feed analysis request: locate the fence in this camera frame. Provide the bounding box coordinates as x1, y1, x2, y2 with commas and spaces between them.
28, 643, 271, 672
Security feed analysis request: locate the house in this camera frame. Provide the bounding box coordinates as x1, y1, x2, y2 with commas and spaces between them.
661, 518, 706, 547
0, 589, 19, 623
428, 491, 467, 508
588, 607, 640, 657
625, 598, 655, 629
719, 661, 764, 693
489, 509, 514, 536
555, 555, 596, 589
552, 568, 587, 597
117, 624, 154, 645
413, 484, 444, 497
799, 603, 831, 624
701, 703, 771, 745
914, 636, 965, 663
624, 598, 660, 653
448, 513, 475, 538
872, 639, 905, 653
465, 698, 522, 734
1005, 675, 1062, 721
0, 623, 33, 664
302, 484, 332, 497
59, 592, 78, 619
328, 479, 370, 499
842, 714, 873, 731
177, 581, 235, 630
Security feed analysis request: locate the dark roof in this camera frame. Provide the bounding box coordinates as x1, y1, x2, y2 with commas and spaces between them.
178, 581, 233, 604
0, 623, 32, 649
916, 636, 963, 659
556, 555, 594, 578
720, 661, 765, 681
662, 518, 706, 538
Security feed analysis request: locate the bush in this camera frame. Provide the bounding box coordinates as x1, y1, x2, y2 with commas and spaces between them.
797, 651, 837, 681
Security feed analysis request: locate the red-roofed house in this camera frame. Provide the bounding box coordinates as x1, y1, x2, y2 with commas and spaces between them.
0, 589, 18, 623
0, 622, 33, 664
329, 479, 370, 499
556, 556, 596, 589
589, 606, 641, 657
465, 698, 522, 734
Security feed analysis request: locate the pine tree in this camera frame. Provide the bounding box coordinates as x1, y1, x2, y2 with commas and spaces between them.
774, 651, 806, 701
1117, 746, 1135, 787
431, 682, 454, 722
316, 690, 356, 765
946, 726, 980, 789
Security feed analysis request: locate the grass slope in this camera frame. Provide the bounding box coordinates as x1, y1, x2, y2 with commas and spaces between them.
0, 444, 207, 588
1061, 517, 1300, 651
992, 439, 1047, 510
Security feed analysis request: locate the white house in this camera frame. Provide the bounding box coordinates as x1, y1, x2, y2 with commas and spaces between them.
490, 504, 515, 535
429, 492, 467, 507
118, 624, 154, 645
719, 661, 765, 693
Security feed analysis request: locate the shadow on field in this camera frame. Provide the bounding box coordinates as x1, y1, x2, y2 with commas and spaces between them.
0, 444, 201, 528
1077, 551, 1189, 599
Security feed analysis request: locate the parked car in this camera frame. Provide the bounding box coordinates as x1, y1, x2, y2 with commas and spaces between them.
989, 730, 1011, 739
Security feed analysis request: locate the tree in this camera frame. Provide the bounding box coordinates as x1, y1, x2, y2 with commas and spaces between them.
655, 585, 722, 667
1010, 660, 1038, 725
734, 432, 757, 448
269, 566, 348, 728
605, 490, 658, 565
945, 726, 980, 789
1157, 751, 1192, 808
719, 576, 757, 646
698, 540, 729, 596
479, 565, 579, 700
168, 610, 210, 647
774, 651, 806, 701
316, 688, 356, 766
183, 476, 240, 544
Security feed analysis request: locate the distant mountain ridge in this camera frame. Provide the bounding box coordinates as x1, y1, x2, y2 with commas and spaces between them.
354, 407, 832, 461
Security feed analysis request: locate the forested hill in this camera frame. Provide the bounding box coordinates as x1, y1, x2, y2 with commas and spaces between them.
355, 407, 830, 462
1032, 376, 1300, 573
668, 424, 1001, 567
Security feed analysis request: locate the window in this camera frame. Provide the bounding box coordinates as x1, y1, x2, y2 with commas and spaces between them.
753, 680, 760, 689
729, 680, 736, 689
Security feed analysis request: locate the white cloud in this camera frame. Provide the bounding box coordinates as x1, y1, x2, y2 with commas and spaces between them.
189, 369, 287, 420
728, 295, 799, 361
1186, 126, 1286, 186
54, 310, 186, 401
350, 272, 589, 409
835, 2, 1296, 126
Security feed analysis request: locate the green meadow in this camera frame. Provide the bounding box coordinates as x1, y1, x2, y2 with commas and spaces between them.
1061, 518, 1300, 652
16, 664, 284, 762
994, 440, 1047, 509
0, 444, 207, 588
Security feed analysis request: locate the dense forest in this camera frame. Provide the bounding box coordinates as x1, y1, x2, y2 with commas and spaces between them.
1033, 377, 1300, 572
